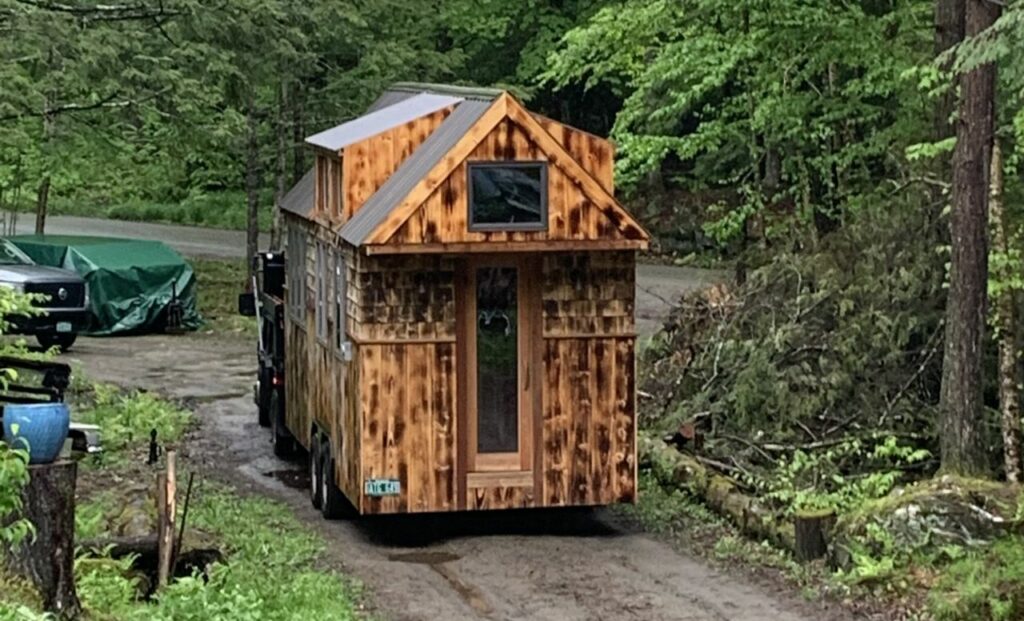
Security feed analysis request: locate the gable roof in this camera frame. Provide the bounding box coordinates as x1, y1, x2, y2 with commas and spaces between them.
279, 168, 314, 218
306, 92, 461, 152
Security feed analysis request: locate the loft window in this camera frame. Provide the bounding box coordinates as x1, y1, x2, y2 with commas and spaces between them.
468, 162, 547, 231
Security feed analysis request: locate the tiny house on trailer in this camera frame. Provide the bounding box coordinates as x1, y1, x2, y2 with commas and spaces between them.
274, 83, 649, 516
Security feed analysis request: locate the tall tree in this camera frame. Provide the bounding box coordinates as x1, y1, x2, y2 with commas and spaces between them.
939, 0, 1001, 476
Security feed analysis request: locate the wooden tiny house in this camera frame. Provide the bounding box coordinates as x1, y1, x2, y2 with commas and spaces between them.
275, 83, 648, 516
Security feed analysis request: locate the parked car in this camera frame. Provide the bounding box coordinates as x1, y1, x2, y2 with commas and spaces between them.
0, 239, 88, 351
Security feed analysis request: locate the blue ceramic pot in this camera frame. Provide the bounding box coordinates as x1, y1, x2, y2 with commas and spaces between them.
3, 403, 70, 464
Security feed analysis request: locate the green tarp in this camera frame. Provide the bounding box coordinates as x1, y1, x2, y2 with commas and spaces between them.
8, 235, 201, 336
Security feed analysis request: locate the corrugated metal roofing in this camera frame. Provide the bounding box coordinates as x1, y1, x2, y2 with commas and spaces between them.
339, 98, 493, 245
279, 168, 314, 218
306, 93, 462, 151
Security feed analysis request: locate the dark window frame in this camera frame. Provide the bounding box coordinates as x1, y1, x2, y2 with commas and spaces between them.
467, 161, 549, 232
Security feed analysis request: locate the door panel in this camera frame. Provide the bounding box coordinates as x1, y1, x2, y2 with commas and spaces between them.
460, 256, 539, 482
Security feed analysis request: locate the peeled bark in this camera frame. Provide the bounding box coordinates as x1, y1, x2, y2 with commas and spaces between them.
939, 0, 1000, 476
990, 141, 1021, 482
3, 460, 81, 618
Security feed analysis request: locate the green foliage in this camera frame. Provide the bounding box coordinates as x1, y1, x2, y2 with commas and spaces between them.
193, 258, 256, 336
928, 537, 1024, 621
74, 485, 363, 620
74, 385, 193, 456
752, 437, 931, 516
547, 0, 934, 240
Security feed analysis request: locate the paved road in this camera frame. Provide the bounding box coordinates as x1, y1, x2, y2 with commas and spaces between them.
19, 215, 725, 335
65, 334, 852, 621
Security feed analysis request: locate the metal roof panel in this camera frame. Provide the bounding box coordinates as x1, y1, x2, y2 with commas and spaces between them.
306, 93, 462, 151
279, 168, 314, 218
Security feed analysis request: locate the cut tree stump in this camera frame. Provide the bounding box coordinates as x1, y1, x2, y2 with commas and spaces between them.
794, 509, 835, 562
3, 459, 81, 618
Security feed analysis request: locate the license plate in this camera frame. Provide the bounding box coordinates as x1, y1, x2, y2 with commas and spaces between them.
56, 322, 72, 333
364, 478, 401, 496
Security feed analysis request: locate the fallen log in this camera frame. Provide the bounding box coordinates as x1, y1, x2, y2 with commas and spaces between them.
639, 433, 797, 553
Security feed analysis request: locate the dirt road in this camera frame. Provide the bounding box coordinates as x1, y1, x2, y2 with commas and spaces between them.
66, 334, 851, 621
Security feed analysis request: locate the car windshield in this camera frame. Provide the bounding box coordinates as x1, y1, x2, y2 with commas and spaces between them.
0, 240, 33, 266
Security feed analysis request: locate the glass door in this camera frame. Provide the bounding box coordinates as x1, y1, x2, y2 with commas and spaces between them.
463, 256, 536, 474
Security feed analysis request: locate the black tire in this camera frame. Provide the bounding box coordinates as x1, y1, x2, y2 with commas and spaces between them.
319, 438, 352, 520
256, 367, 271, 428
309, 431, 322, 510
37, 333, 77, 352
271, 389, 296, 459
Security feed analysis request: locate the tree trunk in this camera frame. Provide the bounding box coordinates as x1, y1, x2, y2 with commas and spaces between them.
34, 175, 50, 235
245, 96, 261, 282
934, 0, 966, 139
991, 140, 1021, 481
3, 460, 81, 619
939, 0, 1000, 476
271, 79, 287, 251
291, 81, 305, 185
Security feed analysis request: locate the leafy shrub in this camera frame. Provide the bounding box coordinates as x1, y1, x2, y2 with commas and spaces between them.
74, 384, 193, 454
928, 537, 1024, 621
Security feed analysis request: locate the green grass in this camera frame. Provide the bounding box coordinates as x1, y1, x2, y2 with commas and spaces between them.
30, 191, 272, 232
74, 485, 365, 621
928, 537, 1024, 621
193, 258, 257, 337
0, 381, 366, 621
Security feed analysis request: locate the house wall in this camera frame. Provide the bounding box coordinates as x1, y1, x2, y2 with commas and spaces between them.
387, 118, 644, 245
346, 249, 636, 514
282, 214, 361, 502
341, 106, 454, 223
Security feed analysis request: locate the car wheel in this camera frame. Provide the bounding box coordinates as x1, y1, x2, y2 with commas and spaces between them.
270, 389, 295, 459
309, 431, 322, 510
320, 438, 352, 520
37, 333, 77, 352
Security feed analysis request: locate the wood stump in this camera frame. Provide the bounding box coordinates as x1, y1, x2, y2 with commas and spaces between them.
3, 459, 81, 618
794, 509, 835, 563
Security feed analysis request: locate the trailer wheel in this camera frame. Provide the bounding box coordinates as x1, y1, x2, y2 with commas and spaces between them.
256, 367, 272, 427
319, 439, 352, 520
270, 389, 296, 459
309, 431, 322, 510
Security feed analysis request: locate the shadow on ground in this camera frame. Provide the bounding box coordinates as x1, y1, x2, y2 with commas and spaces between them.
262, 464, 619, 547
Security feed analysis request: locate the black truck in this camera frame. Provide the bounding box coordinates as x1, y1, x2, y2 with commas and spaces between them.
238, 252, 292, 454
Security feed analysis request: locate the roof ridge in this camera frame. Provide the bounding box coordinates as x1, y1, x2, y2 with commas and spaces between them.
388, 82, 505, 100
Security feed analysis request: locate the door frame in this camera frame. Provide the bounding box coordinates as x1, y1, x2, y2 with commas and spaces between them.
456, 254, 542, 504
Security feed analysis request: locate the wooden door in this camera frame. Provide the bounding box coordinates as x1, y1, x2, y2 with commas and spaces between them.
458, 255, 540, 499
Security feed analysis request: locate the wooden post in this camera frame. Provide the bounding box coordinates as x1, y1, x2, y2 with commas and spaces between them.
794, 509, 835, 563
3, 460, 81, 618
156, 450, 176, 589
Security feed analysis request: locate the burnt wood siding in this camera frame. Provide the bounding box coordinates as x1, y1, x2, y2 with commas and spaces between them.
387, 118, 643, 245
344, 250, 636, 514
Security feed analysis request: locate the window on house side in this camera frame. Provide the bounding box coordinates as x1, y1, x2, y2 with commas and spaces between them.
315, 241, 328, 341
334, 248, 346, 353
